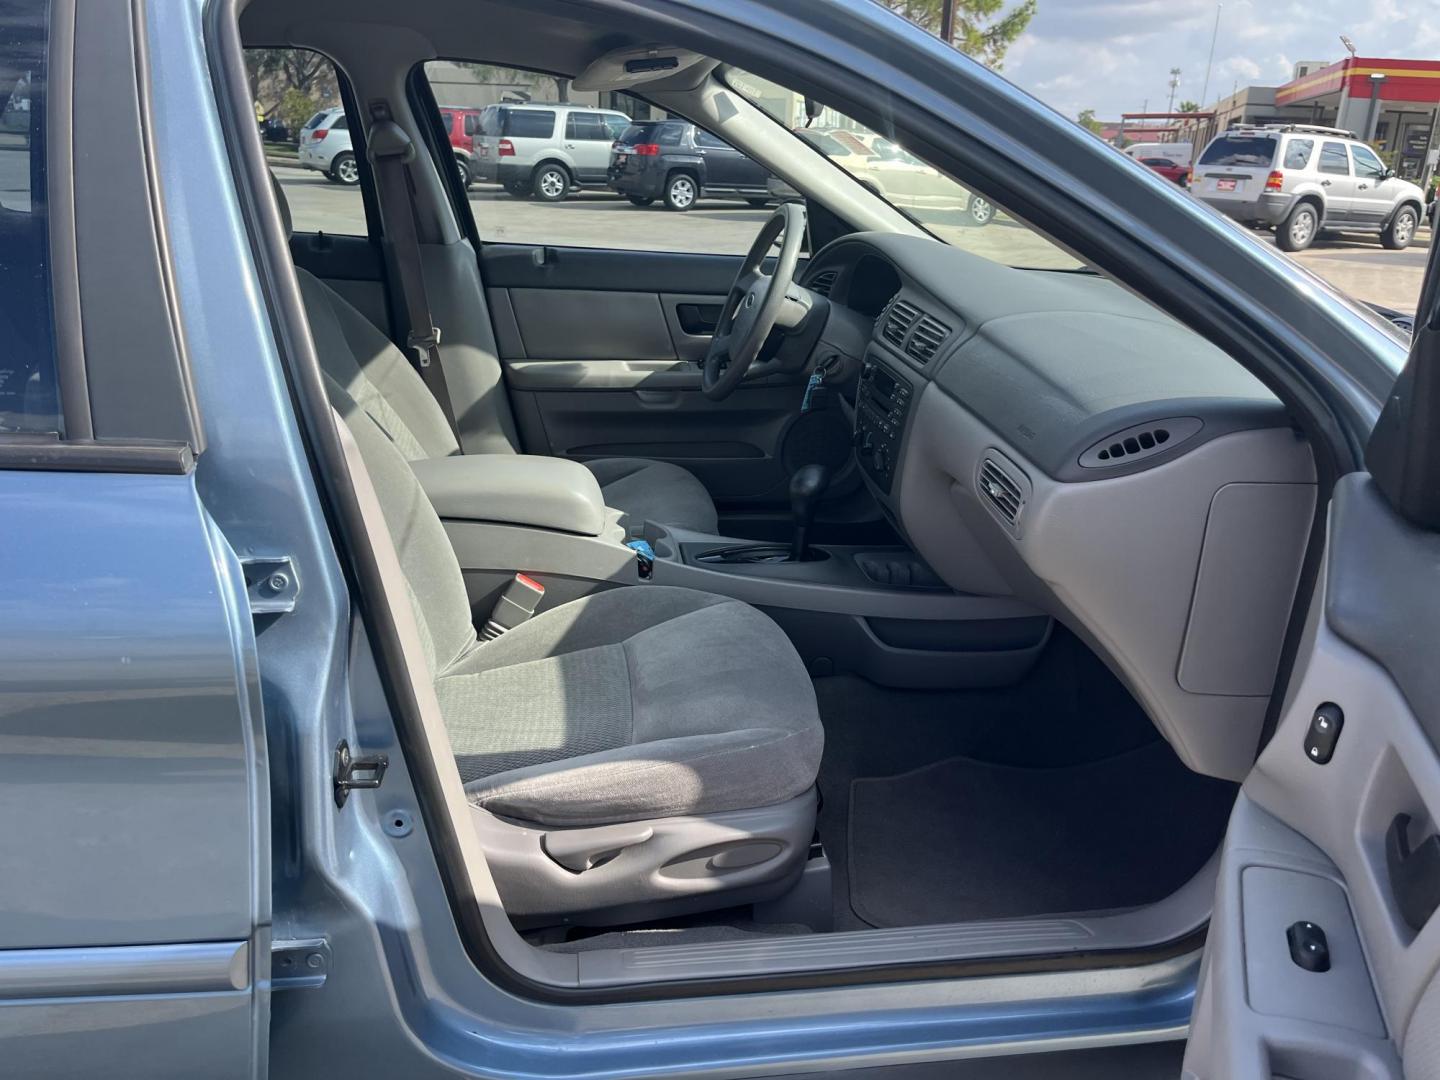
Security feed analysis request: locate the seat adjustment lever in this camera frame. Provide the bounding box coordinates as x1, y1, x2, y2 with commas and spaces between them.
543, 823, 654, 873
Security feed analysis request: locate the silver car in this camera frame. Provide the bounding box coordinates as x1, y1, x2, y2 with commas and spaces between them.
471, 102, 630, 200
295, 106, 358, 185
1193, 124, 1425, 251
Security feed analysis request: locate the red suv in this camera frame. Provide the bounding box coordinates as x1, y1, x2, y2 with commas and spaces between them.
437, 106, 484, 189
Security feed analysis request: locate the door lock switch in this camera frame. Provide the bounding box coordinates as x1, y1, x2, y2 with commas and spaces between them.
1287, 920, 1331, 973
1304, 703, 1344, 764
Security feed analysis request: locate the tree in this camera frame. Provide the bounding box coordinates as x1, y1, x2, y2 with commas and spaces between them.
881, 0, 1037, 70
1076, 108, 1105, 135
1178, 100, 1200, 113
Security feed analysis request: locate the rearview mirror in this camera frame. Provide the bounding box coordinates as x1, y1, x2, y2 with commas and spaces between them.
803, 96, 821, 127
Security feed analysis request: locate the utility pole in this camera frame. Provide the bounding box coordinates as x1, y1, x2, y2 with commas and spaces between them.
1199, 3, 1222, 107
940, 0, 956, 45
1167, 67, 1181, 114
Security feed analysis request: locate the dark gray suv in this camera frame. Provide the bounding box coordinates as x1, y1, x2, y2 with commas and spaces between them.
608, 120, 773, 210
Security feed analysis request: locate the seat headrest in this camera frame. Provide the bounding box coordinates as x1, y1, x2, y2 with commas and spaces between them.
270, 172, 293, 239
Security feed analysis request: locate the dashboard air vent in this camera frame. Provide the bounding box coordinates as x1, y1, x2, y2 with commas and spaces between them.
905, 313, 950, 364
879, 298, 921, 349
1078, 416, 1205, 470
808, 269, 839, 297
978, 456, 1026, 528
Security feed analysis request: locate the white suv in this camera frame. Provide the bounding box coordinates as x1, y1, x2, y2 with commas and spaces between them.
296, 107, 358, 185
1193, 124, 1425, 252
471, 102, 631, 200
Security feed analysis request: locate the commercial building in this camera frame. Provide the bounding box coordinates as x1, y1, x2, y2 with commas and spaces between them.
1183, 59, 1439, 185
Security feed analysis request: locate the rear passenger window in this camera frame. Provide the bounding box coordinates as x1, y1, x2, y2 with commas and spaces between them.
1318, 142, 1351, 175
0, 0, 61, 434
506, 110, 555, 138
565, 112, 611, 141
1282, 139, 1314, 170
695, 130, 729, 150
244, 48, 369, 236
420, 61, 771, 257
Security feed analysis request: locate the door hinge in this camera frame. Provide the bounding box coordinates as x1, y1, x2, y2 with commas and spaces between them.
271, 939, 329, 990
334, 739, 388, 808
240, 556, 300, 615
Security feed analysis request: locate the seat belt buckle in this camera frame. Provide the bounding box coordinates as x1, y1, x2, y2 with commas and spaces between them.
626, 539, 655, 580
407, 326, 442, 367
481, 573, 545, 640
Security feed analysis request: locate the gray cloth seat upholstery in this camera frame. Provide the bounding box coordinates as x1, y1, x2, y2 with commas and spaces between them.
328, 374, 823, 830
275, 177, 718, 532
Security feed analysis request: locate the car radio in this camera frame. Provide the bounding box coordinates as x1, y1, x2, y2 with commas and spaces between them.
854, 355, 912, 492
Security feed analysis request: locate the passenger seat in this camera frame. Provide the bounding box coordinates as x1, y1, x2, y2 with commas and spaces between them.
326, 372, 823, 923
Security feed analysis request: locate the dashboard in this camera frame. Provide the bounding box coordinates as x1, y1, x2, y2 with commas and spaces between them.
802, 233, 1318, 783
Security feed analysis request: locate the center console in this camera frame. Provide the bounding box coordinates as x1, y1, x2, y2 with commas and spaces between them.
854, 354, 914, 493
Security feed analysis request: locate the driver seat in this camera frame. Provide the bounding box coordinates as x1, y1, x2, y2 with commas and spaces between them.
275, 178, 719, 534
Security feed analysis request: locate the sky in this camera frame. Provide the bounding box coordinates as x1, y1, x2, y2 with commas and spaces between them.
999, 0, 1440, 122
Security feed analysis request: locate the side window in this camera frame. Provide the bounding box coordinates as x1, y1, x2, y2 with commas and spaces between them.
564, 112, 611, 141
244, 48, 369, 235
1282, 139, 1314, 170
1351, 145, 1386, 181
1318, 141, 1351, 176
420, 61, 768, 256
463, 114, 480, 137
506, 110, 555, 138
0, 0, 61, 434
694, 130, 730, 150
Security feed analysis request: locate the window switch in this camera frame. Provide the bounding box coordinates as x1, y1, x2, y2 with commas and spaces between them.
1287, 920, 1331, 973
1304, 703, 1344, 765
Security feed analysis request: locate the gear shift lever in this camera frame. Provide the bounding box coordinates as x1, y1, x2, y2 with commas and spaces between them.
789, 464, 831, 562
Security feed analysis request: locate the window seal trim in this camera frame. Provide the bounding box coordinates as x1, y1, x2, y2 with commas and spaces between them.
45, 0, 92, 439
0, 438, 194, 474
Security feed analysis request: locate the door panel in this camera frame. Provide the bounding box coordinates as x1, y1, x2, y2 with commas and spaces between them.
290, 232, 391, 336
1183, 477, 1440, 1079
483, 243, 811, 507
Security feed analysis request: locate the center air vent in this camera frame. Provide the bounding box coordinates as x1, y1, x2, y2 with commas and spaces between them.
879, 298, 920, 349
1078, 416, 1204, 470
978, 454, 1028, 532
808, 269, 839, 297
906, 313, 950, 364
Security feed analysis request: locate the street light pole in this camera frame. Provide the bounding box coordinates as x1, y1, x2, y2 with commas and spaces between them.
940, 0, 956, 45
1167, 67, 1181, 114
1199, 3, 1222, 106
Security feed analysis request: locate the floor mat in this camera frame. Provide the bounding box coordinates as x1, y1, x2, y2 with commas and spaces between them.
814, 628, 1167, 931
847, 741, 1236, 928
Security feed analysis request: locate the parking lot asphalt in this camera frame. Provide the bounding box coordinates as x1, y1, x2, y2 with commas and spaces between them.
274, 163, 1431, 314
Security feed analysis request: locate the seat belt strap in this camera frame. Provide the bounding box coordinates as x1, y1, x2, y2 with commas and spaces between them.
366, 100, 461, 444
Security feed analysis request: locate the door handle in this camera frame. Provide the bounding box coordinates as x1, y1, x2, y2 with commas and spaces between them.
564, 142, 576, 149
1321, 179, 1332, 186
1385, 813, 1440, 932
1359, 183, 1370, 190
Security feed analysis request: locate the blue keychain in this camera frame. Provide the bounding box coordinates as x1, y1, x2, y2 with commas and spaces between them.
801, 369, 824, 412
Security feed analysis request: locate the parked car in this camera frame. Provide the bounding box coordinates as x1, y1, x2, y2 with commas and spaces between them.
1192, 123, 1425, 251
471, 102, 631, 200
608, 119, 773, 210
1140, 155, 1190, 186
780, 127, 996, 223
1124, 140, 1193, 167
436, 105, 484, 188
260, 115, 290, 143
296, 106, 357, 185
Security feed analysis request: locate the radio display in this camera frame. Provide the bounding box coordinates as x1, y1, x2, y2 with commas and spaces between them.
869, 366, 899, 402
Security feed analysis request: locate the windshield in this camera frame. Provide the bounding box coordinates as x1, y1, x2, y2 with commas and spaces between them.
1197, 135, 1277, 168
725, 68, 1083, 271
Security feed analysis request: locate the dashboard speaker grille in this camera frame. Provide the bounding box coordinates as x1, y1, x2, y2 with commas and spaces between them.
979, 457, 1025, 526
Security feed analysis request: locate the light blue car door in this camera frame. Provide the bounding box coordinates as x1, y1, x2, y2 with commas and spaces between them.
0, 0, 270, 1075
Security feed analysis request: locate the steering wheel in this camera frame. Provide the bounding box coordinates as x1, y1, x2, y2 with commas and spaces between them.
702, 201, 809, 400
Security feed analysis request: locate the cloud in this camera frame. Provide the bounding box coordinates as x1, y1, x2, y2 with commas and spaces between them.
1000, 0, 1431, 118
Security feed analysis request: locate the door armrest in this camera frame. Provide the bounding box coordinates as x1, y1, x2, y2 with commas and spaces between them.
410, 455, 607, 537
